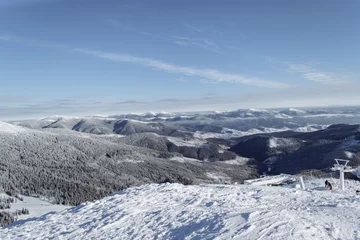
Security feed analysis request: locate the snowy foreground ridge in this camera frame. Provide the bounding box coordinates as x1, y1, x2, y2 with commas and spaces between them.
1, 180, 360, 240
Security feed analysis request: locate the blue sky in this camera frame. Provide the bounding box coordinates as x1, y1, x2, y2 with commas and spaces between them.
0, 0, 359, 120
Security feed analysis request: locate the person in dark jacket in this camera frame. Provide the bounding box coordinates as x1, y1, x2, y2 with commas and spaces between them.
325, 180, 332, 190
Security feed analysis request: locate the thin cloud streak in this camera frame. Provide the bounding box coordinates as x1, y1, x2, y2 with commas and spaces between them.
74, 48, 290, 89
288, 64, 349, 85
173, 36, 221, 53
105, 20, 222, 54
0, 34, 288, 88
105, 19, 167, 41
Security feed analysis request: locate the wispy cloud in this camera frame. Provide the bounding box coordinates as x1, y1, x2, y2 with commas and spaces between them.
173, 36, 221, 53
105, 20, 222, 53
184, 24, 204, 34
74, 48, 290, 88
0, 34, 287, 88
289, 64, 350, 85
105, 19, 167, 40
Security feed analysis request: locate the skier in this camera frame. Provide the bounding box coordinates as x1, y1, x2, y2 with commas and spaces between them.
325, 180, 329, 188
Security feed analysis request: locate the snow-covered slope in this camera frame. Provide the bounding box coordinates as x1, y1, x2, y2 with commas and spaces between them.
0, 122, 26, 134
4, 194, 69, 221
2, 179, 360, 240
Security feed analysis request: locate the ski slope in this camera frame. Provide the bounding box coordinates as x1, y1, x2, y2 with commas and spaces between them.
1, 179, 360, 240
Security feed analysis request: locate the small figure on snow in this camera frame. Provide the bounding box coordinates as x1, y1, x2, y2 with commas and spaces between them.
356, 190, 360, 195
325, 180, 333, 190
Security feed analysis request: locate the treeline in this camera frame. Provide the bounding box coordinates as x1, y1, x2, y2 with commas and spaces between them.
0, 129, 259, 206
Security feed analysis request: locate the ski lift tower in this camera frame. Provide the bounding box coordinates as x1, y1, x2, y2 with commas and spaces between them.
331, 159, 353, 190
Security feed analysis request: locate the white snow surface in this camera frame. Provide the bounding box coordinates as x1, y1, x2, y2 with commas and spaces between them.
288, 108, 306, 113
2, 179, 360, 240
345, 151, 356, 158
194, 125, 325, 140
6, 195, 69, 221
268, 137, 298, 148
167, 136, 207, 147
0, 121, 26, 134
222, 156, 250, 165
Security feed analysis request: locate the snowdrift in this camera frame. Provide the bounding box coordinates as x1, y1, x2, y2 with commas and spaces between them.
1, 179, 360, 240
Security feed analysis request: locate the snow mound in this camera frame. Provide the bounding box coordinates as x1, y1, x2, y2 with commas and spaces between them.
2, 180, 360, 240
0, 122, 26, 134
268, 137, 298, 148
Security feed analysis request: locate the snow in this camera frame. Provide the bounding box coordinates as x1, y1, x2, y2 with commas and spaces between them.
345, 151, 356, 158
206, 172, 231, 183
2, 179, 360, 240
249, 108, 268, 113
244, 174, 295, 186
302, 113, 355, 118
268, 137, 298, 148
273, 113, 293, 119
0, 194, 69, 221
294, 124, 327, 132
170, 156, 201, 163
195, 125, 324, 140
222, 156, 250, 165
167, 136, 207, 147
288, 108, 306, 113
0, 122, 26, 134
120, 159, 144, 163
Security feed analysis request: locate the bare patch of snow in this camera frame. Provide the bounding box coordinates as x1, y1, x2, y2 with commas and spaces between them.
120, 159, 144, 163
169, 156, 200, 163
206, 172, 231, 183
344, 151, 356, 158
167, 137, 207, 147
268, 137, 298, 148
222, 156, 250, 165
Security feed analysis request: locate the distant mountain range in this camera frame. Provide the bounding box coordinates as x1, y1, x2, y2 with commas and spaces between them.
15, 106, 360, 139
1, 106, 360, 205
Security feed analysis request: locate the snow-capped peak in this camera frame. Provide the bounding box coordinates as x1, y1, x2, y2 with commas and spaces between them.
288, 108, 306, 113
249, 108, 268, 113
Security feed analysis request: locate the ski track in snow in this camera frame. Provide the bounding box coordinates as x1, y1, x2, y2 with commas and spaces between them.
1, 179, 360, 240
